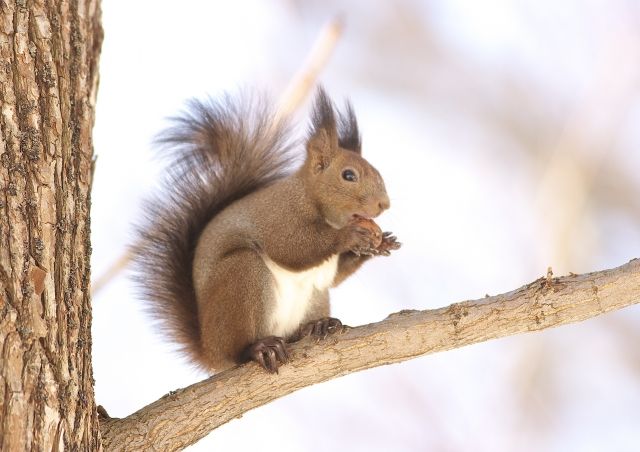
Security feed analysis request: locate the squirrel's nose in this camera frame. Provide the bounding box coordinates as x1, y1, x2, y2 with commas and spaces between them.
378, 194, 390, 213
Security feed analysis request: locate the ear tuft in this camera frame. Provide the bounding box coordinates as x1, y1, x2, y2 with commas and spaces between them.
306, 86, 339, 169
309, 86, 337, 142
337, 101, 361, 154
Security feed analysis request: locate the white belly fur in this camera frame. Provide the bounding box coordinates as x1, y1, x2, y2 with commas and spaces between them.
262, 254, 339, 338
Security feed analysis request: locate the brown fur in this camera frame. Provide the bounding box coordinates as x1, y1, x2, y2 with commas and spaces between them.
133, 88, 392, 373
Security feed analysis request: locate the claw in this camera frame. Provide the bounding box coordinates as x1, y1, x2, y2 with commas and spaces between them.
246, 336, 289, 373
254, 350, 267, 371
294, 317, 344, 342
265, 348, 277, 373
326, 318, 341, 334
373, 231, 402, 256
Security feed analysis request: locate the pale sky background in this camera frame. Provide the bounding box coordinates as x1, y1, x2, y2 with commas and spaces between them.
91, 1, 640, 451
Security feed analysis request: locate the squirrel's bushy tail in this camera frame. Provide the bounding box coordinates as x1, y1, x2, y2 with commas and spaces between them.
132, 95, 295, 366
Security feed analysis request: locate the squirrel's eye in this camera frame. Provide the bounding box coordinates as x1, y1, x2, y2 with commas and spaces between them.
342, 169, 357, 182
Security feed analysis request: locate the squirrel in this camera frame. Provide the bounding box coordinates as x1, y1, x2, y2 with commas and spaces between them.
132, 88, 401, 374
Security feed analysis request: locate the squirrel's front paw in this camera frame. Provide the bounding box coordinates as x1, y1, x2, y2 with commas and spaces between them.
340, 224, 380, 256
372, 231, 402, 256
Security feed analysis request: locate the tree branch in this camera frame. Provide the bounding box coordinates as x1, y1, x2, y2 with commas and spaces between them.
100, 259, 640, 451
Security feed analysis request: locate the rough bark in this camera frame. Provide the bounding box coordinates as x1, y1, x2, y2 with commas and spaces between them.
100, 258, 640, 451
0, 0, 102, 450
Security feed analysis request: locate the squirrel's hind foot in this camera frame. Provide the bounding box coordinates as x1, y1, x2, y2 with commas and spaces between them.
245, 336, 289, 374
293, 317, 344, 342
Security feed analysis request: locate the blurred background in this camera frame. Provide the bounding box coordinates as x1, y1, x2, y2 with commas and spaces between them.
91, 1, 640, 451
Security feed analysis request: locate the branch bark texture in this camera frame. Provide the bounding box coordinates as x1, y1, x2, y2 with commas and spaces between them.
100, 259, 640, 451
0, 0, 102, 449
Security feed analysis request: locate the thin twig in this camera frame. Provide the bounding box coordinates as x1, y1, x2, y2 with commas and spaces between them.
273, 16, 343, 123
91, 249, 132, 294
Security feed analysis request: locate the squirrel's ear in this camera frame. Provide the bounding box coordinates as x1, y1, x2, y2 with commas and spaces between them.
307, 87, 339, 172
337, 102, 361, 154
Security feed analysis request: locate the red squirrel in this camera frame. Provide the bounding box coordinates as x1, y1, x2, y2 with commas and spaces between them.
133, 88, 400, 373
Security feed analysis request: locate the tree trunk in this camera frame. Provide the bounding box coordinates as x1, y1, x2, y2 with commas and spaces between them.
0, 0, 102, 450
